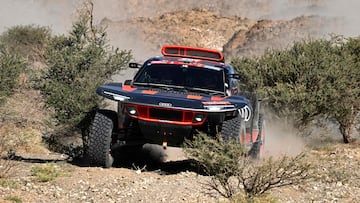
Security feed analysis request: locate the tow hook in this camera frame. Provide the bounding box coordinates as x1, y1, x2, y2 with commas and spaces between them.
162, 131, 168, 149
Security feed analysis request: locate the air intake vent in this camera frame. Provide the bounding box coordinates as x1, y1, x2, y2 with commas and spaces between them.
162, 45, 224, 62
149, 108, 182, 121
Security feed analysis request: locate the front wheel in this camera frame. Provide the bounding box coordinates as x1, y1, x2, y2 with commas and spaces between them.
88, 110, 117, 168
220, 114, 246, 144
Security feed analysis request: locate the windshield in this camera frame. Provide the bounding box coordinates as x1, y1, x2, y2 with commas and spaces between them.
133, 63, 225, 94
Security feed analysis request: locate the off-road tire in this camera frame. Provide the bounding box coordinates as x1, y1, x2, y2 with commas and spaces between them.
259, 113, 265, 145
248, 113, 264, 159
221, 114, 245, 143
88, 110, 117, 168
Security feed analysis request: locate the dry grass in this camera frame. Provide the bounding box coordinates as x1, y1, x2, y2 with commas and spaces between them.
0, 134, 18, 178
0, 87, 52, 177
0, 88, 51, 153
4, 195, 22, 203
0, 160, 18, 178
31, 163, 61, 182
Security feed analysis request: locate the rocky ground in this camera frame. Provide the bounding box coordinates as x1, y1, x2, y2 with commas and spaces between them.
0, 142, 360, 203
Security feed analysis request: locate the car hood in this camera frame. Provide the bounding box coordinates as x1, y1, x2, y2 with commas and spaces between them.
97, 83, 251, 112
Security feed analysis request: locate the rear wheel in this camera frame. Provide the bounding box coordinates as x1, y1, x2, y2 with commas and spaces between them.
249, 113, 265, 159
88, 110, 117, 168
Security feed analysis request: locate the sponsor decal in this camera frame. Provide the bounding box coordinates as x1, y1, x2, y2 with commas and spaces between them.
239, 105, 251, 121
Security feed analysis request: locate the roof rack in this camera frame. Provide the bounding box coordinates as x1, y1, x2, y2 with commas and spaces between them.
161, 45, 224, 62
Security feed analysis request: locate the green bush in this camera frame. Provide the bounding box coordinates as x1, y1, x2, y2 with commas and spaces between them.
231, 36, 360, 143
39, 12, 132, 132
0, 25, 50, 62
0, 45, 26, 105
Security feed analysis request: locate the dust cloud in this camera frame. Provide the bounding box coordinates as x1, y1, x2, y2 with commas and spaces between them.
267, 0, 360, 37
262, 118, 305, 157
0, 0, 78, 34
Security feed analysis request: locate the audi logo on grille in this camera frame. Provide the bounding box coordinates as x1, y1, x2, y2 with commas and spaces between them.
159, 102, 172, 107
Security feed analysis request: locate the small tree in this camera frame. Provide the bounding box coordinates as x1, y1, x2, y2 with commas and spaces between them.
39, 2, 132, 139
231, 36, 360, 143
0, 44, 26, 105
331, 37, 360, 143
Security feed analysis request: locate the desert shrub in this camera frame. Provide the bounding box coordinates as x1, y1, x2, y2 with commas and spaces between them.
0, 45, 26, 106
240, 154, 312, 197
31, 163, 61, 182
184, 133, 247, 197
0, 25, 50, 62
231, 36, 360, 143
183, 133, 313, 199
39, 6, 132, 133
0, 178, 18, 189
4, 195, 22, 203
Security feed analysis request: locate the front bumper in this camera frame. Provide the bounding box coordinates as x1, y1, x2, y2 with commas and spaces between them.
138, 121, 192, 147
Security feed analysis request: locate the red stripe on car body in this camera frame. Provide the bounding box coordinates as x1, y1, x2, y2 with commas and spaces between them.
211, 96, 226, 101
142, 90, 157, 95
187, 95, 203, 100
122, 84, 137, 92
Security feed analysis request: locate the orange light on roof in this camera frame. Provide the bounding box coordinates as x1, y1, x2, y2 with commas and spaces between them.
161, 45, 224, 62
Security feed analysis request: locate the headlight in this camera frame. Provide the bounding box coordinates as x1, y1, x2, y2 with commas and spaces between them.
127, 106, 138, 116
103, 91, 130, 101
193, 113, 205, 122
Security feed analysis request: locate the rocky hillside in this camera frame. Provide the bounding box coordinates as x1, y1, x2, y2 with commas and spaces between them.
101, 8, 343, 61
96, 0, 360, 61
101, 9, 256, 59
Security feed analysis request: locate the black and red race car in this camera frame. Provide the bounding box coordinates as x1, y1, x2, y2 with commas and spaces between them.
88, 45, 265, 168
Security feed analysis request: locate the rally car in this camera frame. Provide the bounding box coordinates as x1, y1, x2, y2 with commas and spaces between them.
88, 45, 265, 168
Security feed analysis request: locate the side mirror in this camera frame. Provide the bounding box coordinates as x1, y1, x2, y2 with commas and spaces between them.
124, 80, 132, 85
129, 62, 141, 69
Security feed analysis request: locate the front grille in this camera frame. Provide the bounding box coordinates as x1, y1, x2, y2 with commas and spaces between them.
149, 108, 182, 121
125, 104, 207, 126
